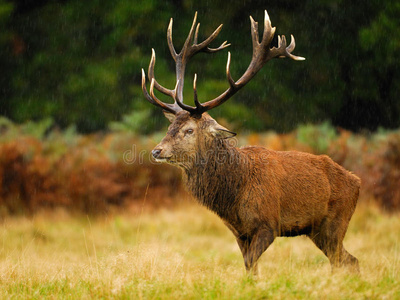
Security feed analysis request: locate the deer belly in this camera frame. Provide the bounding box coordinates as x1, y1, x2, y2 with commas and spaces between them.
277, 180, 330, 236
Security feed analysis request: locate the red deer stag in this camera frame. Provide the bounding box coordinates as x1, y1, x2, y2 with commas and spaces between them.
141, 10, 360, 275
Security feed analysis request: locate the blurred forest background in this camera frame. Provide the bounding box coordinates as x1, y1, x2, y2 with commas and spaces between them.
1, 0, 400, 133
0, 0, 400, 214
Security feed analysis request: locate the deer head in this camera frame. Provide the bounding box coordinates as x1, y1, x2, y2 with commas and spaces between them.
150, 110, 236, 169
142, 10, 304, 168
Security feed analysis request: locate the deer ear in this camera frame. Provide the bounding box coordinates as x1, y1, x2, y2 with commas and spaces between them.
163, 111, 176, 123
215, 128, 237, 139
211, 124, 236, 139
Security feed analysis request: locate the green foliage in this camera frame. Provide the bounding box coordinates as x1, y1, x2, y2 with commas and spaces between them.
0, 117, 53, 141
359, 2, 400, 67
20, 118, 54, 139
296, 122, 337, 154
0, 1, 14, 117
0, 1, 12, 27
109, 109, 152, 134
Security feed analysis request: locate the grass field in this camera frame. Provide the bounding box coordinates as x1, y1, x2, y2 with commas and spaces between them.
1, 200, 399, 299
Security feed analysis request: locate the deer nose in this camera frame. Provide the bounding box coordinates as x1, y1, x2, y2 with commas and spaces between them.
152, 149, 162, 158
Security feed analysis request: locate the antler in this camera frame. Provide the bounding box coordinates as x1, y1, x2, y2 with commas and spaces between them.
199, 10, 305, 112
142, 12, 229, 114
142, 10, 304, 115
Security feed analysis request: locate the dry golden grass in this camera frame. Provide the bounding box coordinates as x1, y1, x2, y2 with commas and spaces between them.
0, 199, 399, 299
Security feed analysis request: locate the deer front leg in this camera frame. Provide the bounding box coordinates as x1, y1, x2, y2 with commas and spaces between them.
239, 228, 275, 276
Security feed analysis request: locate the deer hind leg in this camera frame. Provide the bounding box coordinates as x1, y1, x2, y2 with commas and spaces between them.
309, 216, 359, 273
238, 228, 275, 276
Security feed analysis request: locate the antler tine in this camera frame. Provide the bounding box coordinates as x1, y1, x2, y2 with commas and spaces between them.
194, 23, 200, 44
276, 35, 287, 58
203, 40, 231, 53
286, 35, 305, 60
193, 24, 226, 54
226, 51, 236, 88
261, 10, 275, 48
141, 69, 157, 106
250, 16, 260, 50
182, 12, 198, 54
193, 73, 203, 110
142, 68, 181, 114
148, 49, 176, 97
286, 34, 296, 53
149, 79, 171, 111
167, 18, 178, 61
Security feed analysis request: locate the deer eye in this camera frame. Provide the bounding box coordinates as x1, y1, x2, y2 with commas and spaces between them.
185, 129, 194, 135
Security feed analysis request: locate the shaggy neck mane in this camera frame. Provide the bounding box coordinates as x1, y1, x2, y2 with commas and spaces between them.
183, 138, 250, 219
